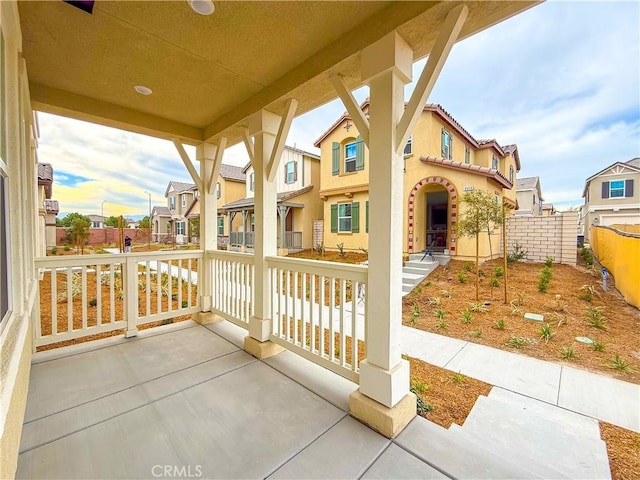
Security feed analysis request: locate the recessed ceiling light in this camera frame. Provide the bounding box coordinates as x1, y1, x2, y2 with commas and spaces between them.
189, 0, 215, 15
134, 85, 153, 95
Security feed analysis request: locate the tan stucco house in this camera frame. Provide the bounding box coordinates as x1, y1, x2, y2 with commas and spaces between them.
36, 163, 58, 254
315, 101, 520, 260
515, 176, 544, 216
582, 157, 639, 240
223, 146, 322, 252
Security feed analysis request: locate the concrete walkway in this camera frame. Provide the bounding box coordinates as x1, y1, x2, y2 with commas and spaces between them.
402, 326, 640, 433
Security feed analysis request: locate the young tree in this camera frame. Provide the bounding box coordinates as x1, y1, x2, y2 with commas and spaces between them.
59, 212, 91, 228
138, 216, 150, 229
104, 215, 120, 227
68, 218, 90, 254
456, 190, 503, 301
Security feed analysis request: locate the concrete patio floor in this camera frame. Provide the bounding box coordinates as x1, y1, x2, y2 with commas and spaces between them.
18, 321, 453, 480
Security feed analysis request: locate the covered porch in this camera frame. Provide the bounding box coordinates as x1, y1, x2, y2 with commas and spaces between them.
1, 1, 539, 478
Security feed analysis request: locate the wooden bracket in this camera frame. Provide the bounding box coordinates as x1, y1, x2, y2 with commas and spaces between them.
330, 75, 370, 147
207, 137, 227, 195
171, 138, 203, 191
267, 98, 298, 182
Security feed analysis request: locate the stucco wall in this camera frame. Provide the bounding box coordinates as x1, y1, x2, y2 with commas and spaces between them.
505, 211, 578, 265
56, 227, 150, 246
590, 226, 640, 308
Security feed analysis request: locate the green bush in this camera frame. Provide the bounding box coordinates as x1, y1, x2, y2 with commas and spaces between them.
493, 266, 504, 277
580, 247, 594, 265
507, 243, 528, 264
457, 272, 468, 284
51, 247, 58, 255
463, 262, 473, 272
63, 245, 71, 251
544, 256, 554, 268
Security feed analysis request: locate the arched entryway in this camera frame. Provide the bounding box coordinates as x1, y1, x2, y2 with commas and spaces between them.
407, 176, 458, 254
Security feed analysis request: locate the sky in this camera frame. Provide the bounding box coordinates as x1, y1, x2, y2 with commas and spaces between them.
38, 0, 640, 219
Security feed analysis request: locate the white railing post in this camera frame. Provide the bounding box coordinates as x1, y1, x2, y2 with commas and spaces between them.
124, 254, 138, 338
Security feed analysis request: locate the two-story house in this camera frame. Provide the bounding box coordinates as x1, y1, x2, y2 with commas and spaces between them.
183, 164, 246, 245
36, 163, 58, 254
149, 181, 197, 244
582, 158, 639, 240
222, 146, 322, 253
315, 101, 520, 260
515, 176, 544, 216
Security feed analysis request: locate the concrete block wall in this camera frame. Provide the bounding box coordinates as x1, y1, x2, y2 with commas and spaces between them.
505, 212, 579, 266
313, 220, 324, 249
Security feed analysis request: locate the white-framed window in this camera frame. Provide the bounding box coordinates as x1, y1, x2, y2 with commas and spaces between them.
216, 182, 221, 199
217, 217, 224, 235
1, 30, 11, 326
492, 155, 499, 170
285, 161, 296, 184
404, 135, 413, 156
441, 129, 452, 160
509, 165, 514, 183
169, 196, 175, 211
338, 203, 352, 233
344, 142, 357, 173
465, 146, 470, 164
250, 213, 255, 232
609, 180, 625, 198
249, 172, 255, 192
182, 195, 187, 207
176, 221, 185, 235
494, 194, 500, 204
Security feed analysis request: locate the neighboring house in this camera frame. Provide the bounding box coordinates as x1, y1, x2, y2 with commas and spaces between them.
582, 157, 640, 240
151, 206, 172, 242
36, 163, 58, 254
515, 176, 544, 216
315, 101, 520, 260
222, 146, 322, 252
87, 214, 106, 228
541, 203, 556, 216
161, 181, 198, 244
183, 164, 246, 244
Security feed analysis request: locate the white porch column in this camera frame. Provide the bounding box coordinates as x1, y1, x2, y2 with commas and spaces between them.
349, 31, 416, 437
243, 110, 285, 358
196, 143, 218, 314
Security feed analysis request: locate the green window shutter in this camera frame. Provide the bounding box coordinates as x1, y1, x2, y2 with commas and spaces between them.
331, 204, 338, 232
356, 135, 365, 171
441, 129, 446, 157
365, 201, 369, 233
332, 142, 340, 175
352, 202, 360, 233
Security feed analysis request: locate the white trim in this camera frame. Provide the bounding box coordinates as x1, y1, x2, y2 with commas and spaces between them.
587, 204, 640, 213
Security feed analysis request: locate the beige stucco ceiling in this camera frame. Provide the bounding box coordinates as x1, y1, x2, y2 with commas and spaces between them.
18, 1, 538, 146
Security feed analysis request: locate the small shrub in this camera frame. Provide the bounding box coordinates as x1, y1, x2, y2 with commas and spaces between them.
580, 247, 594, 265
513, 292, 526, 306
493, 319, 506, 330
609, 354, 634, 373
490, 277, 499, 288
507, 243, 528, 264
434, 307, 446, 320
428, 297, 441, 306
553, 294, 567, 312
493, 266, 504, 278
478, 269, 486, 277
314, 243, 325, 256
440, 289, 452, 298
578, 285, 598, 303
411, 379, 428, 393
461, 309, 473, 324
539, 323, 555, 343
411, 388, 434, 415
436, 318, 448, 330
509, 302, 523, 316
181, 300, 188, 308
88, 298, 97, 307
468, 301, 488, 313
64, 245, 71, 252
506, 336, 537, 349
51, 246, 58, 255
337, 243, 345, 257
425, 281, 432, 287
470, 329, 482, 338
452, 371, 466, 383
463, 262, 473, 272
591, 340, 605, 352
586, 307, 607, 329
457, 272, 468, 284
415, 285, 423, 295
544, 256, 554, 268
538, 267, 551, 293
561, 344, 576, 360
411, 303, 420, 324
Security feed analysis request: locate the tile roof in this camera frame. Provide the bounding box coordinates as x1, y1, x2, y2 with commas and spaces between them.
419, 156, 513, 189
219, 164, 246, 182
37, 163, 53, 198
44, 199, 59, 214
516, 176, 539, 190
222, 185, 314, 210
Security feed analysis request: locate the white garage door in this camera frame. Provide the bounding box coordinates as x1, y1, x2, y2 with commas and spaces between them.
600, 214, 640, 226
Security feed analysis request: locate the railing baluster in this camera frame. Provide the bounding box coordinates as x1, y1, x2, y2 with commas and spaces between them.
177, 259, 183, 312
156, 260, 161, 315
351, 281, 359, 371
110, 264, 115, 323
81, 266, 88, 330
310, 273, 316, 354
329, 278, 335, 362
145, 261, 151, 317
319, 275, 325, 358
66, 267, 73, 332
51, 268, 57, 336
293, 270, 298, 344
285, 270, 291, 342
187, 258, 193, 308
340, 278, 346, 367
301, 272, 307, 350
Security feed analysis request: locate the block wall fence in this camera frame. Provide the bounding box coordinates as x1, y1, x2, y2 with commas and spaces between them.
56, 227, 150, 246
503, 212, 579, 266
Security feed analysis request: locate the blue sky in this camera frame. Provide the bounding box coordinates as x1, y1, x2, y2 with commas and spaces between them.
39, 0, 639, 218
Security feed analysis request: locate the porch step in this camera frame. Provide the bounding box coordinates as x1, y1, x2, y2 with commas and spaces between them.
396, 416, 542, 479
448, 390, 610, 479
401, 272, 425, 286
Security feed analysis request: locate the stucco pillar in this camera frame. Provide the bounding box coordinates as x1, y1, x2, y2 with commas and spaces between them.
196, 143, 218, 313
243, 110, 284, 359
349, 31, 416, 437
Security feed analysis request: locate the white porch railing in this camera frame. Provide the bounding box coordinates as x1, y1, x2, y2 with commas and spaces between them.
34, 251, 202, 349
207, 250, 255, 328
267, 256, 367, 382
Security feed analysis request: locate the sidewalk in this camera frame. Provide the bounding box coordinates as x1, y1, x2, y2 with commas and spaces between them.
402, 326, 640, 433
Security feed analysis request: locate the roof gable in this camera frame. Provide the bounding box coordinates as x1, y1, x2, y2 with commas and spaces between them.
583, 159, 640, 197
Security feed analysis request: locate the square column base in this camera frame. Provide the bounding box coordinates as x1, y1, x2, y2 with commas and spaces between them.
192, 312, 224, 325
349, 389, 416, 438
244, 336, 284, 359
359, 359, 410, 407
